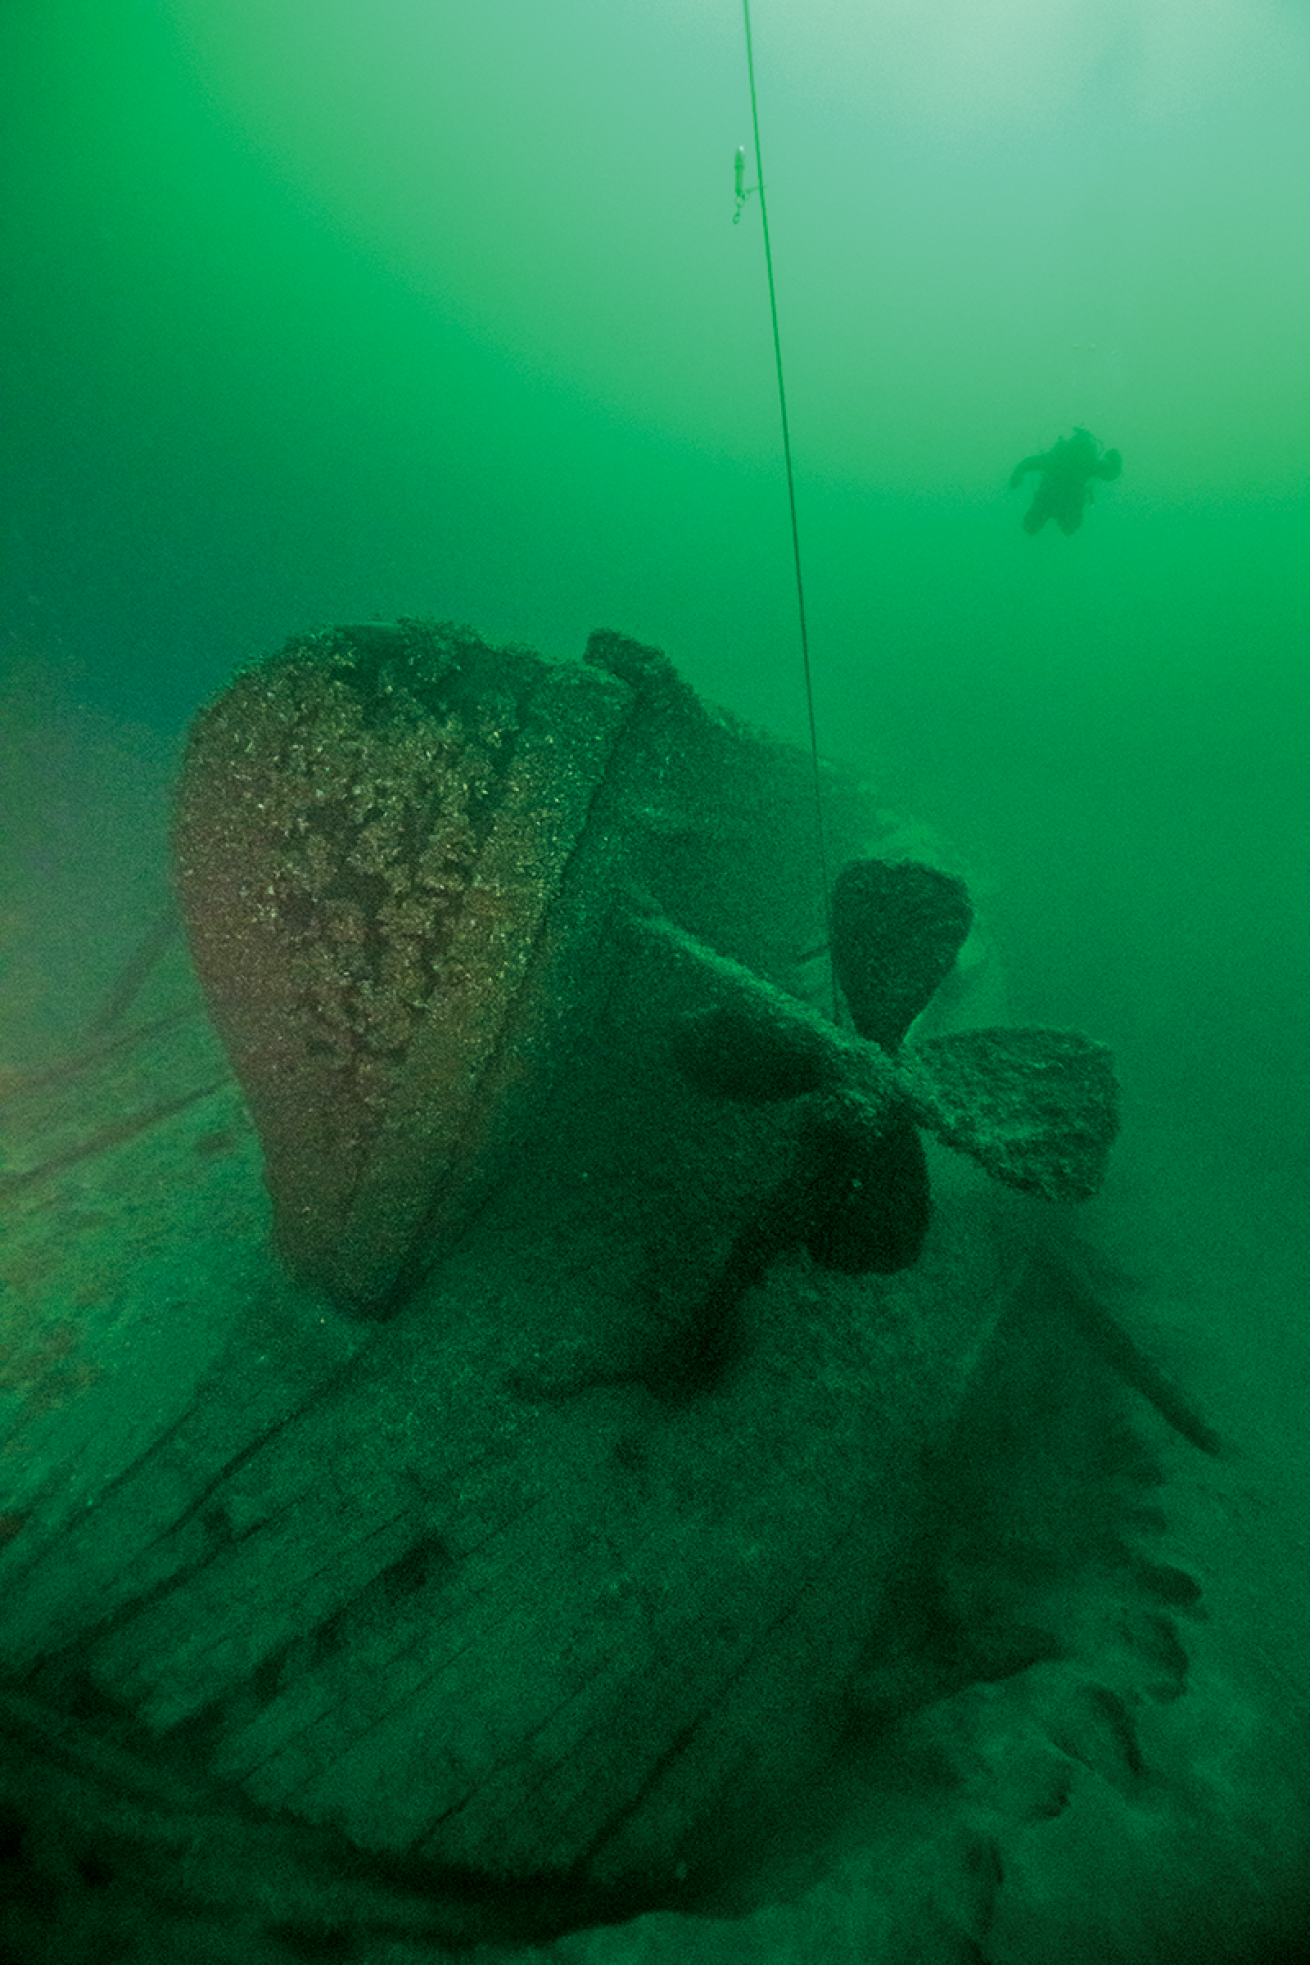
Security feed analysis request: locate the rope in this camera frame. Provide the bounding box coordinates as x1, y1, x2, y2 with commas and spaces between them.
740, 0, 839, 1021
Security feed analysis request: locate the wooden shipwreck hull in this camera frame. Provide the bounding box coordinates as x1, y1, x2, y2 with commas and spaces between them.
3, 622, 1246, 1961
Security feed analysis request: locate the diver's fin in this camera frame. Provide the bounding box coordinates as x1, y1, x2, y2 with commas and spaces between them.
831, 859, 973, 1051
894, 1027, 1120, 1201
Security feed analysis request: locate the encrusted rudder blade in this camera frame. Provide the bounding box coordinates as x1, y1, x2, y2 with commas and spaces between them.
172, 620, 633, 1309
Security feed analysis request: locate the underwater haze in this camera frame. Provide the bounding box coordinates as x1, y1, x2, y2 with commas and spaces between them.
1, 0, 1308, 1949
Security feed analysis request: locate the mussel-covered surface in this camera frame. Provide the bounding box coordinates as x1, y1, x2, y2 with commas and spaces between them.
0, 627, 1303, 1964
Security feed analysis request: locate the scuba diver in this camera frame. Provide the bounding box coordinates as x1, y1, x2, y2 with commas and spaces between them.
1009, 427, 1121, 535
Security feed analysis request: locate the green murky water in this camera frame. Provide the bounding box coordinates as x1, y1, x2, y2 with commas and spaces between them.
0, 2, 1306, 1953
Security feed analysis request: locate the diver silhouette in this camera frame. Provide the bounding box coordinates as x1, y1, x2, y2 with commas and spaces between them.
1009, 427, 1121, 535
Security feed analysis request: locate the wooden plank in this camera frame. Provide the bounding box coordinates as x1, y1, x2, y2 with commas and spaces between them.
47, 960, 1019, 1879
